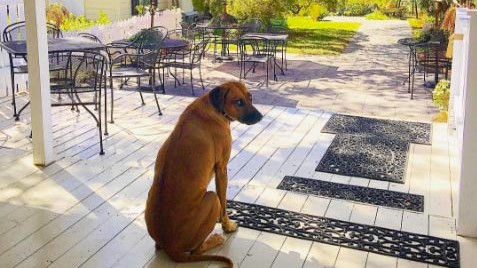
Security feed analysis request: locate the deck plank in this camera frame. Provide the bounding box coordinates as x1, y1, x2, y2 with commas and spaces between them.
0, 91, 474, 268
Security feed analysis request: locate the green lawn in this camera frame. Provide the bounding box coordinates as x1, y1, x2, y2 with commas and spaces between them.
285, 16, 361, 55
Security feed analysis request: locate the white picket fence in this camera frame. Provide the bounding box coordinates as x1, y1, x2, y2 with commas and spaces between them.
0, 0, 24, 68
0, 6, 182, 97
62, 9, 182, 44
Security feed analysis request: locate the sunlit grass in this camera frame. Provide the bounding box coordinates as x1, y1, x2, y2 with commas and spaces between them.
285, 16, 361, 55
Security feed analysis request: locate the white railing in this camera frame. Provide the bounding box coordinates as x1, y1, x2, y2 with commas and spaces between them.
0, 0, 25, 96
0, 8, 182, 97
0, 0, 25, 68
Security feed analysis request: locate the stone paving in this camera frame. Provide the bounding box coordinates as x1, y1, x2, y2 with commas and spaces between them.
156, 17, 439, 122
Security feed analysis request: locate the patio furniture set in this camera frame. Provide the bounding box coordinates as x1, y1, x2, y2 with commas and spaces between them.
0, 19, 290, 155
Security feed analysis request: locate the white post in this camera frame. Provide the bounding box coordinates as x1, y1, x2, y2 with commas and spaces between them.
449, 8, 467, 131
24, 0, 54, 166
457, 10, 477, 238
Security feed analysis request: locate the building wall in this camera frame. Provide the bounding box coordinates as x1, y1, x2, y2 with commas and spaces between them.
48, 0, 193, 22
48, 0, 84, 16
84, 0, 131, 21
178, 0, 193, 12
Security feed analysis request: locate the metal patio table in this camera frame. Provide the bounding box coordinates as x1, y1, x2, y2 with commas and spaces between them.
0, 37, 105, 119
241, 32, 289, 75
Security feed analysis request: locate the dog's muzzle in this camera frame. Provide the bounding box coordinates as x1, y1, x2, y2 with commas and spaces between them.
238, 108, 263, 125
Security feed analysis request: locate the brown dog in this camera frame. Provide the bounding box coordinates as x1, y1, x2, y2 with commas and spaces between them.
145, 81, 263, 267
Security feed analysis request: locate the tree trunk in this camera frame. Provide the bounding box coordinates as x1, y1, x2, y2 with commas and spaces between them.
414, 0, 419, 19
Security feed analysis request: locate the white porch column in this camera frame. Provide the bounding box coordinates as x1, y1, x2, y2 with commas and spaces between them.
449, 8, 467, 131
457, 10, 477, 238
24, 0, 54, 166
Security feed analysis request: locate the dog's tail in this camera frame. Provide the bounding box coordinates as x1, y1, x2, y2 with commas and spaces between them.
167, 251, 233, 268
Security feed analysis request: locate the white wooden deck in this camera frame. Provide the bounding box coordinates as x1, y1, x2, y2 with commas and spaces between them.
0, 90, 476, 268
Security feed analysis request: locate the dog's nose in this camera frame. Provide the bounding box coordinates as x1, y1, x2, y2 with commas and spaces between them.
242, 109, 263, 125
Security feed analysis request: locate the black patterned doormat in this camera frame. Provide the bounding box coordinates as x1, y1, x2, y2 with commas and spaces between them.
316, 134, 409, 183
321, 114, 432, 145
277, 176, 424, 212
227, 201, 459, 268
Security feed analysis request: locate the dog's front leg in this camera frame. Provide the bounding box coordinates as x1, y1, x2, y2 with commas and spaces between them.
215, 164, 237, 233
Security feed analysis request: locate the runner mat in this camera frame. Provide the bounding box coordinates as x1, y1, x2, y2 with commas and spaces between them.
321, 114, 432, 145
227, 201, 459, 268
316, 134, 409, 183
277, 176, 424, 212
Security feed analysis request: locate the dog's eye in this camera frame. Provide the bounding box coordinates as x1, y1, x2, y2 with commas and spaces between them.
235, 99, 244, 107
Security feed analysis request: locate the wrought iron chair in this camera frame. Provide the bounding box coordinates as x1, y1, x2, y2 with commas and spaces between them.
49, 50, 107, 155
222, 18, 264, 61
411, 41, 451, 99
238, 36, 277, 87
108, 27, 166, 121
165, 39, 210, 95
2, 21, 63, 118
267, 25, 289, 71
2, 21, 62, 41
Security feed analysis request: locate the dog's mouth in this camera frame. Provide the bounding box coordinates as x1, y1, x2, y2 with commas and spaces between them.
238, 109, 263, 125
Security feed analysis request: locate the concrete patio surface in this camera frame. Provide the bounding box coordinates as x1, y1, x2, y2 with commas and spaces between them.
162, 17, 439, 123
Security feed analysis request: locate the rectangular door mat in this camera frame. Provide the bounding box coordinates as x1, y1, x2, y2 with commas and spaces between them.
277, 176, 424, 212
227, 201, 459, 268
321, 114, 432, 145
316, 134, 409, 183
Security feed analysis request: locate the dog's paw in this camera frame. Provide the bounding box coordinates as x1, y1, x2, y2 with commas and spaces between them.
222, 219, 238, 233
209, 233, 225, 245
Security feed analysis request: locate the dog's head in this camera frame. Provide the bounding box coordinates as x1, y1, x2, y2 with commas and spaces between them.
209, 81, 263, 125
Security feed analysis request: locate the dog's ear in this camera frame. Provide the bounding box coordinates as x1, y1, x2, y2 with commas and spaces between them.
209, 86, 229, 113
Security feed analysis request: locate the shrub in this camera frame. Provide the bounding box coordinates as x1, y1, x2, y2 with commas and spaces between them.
365, 10, 390, 20
60, 11, 110, 32
192, 0, 207, 13
307, 3, 329, 21
342, 0, 374, 16
433, 79, 450, 110
46, 3, 70, 27
228, 0, 286, 26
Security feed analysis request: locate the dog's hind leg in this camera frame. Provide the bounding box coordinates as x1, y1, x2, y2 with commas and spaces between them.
192, 234, 224, 255
187, 191, 222, 252
164, 192, 232, 266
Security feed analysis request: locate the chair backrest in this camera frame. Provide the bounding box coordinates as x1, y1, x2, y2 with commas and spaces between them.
3, 21, 62, 42
78, 32, 103, 44
239, 36, 276, 58
168, 28, 195, 41
50, 50, 106, 98
191, 39, 210, 65
134, 27, 167, 52
242, 18, 263, 33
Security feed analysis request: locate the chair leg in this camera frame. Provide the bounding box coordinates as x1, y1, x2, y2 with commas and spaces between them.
109, 75, 115, 123
138, 77, 145, 105
199, 66, 205, 91
266, 60, 269, 87
411, 66, 415, 100
152, 72, 162, 116
98, 91, 104, 155
104, 78, 108, 136
139, 92, 145, 105
190, 69, 195, 96
162, 67, 166, 94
